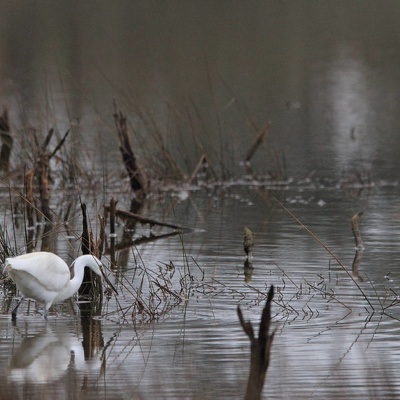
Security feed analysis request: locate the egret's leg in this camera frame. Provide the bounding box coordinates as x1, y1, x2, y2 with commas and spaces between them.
11, 298, 24, 321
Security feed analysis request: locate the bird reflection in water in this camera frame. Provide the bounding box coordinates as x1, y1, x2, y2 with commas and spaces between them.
7, 323, 102, 385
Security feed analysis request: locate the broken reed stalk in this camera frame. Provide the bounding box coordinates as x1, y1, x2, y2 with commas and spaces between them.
113, 110, 147, 200
0, 107, 12, 172
244, 121, 271, 164
274, 198, 374, 311
238, 285, 275, 400
351, 211, 364, 249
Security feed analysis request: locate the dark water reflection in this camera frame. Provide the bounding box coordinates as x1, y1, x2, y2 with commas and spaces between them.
1, 1, 400, 399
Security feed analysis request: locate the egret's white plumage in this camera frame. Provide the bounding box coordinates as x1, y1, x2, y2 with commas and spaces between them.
4, 252, 106, 320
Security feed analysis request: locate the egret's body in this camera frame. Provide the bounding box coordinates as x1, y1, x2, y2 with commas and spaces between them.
4, 252, 106, 320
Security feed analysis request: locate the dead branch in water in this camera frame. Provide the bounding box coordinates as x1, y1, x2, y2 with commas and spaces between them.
113, 107, 147, 200
104, 205, 193, 233
238, 285, 275, 400
351, 211, 364, 249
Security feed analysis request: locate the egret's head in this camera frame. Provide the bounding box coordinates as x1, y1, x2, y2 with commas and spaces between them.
80, 255, 118, 295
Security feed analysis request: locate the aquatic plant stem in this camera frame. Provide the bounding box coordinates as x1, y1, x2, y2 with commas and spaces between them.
273, 198, 374, 311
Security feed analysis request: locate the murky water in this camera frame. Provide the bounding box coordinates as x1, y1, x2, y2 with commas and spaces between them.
1, 2, 400, 399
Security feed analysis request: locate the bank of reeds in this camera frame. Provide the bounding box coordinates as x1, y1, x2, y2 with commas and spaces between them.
109, 89, 286, 188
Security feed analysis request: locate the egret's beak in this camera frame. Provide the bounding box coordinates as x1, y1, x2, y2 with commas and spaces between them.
100, 268, 119, 296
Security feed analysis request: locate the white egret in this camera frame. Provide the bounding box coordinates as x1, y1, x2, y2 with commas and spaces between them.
4, 251, 117, 320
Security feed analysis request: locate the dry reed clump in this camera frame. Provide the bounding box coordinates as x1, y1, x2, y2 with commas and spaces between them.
111, 89, 285, 189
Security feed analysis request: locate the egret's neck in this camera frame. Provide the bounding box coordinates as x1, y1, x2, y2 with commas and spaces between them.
56, 263, 86, 302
